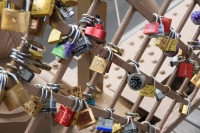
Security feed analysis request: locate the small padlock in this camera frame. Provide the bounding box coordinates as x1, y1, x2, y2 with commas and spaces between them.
29, 17, 47, 38
1, 0, 30, 33
61, 0, 78, 7
191, 10, 200, 25
140, 76, 156, 98
96, 108, 114, 132
55, 96, 78, 127
22, 85, 45, 117
155, 89, 165, 101
29, 48, 43, 60
71, 99, 83, 126
191, 72, 200, 86
143, 13, 159, 35
148, 14, 164, 38
3, 71, 30, 111
65, 85, 83, 98
17, 66, 35, 83
72, 29, 92, 57
48, 29, 63, 44
31, 0, 55, 17
108, 43, 124, 56
154, 36, 170, 49
58, 6, 74, 20
126, 62, 146, 91
112, 122, 122, 133
77, 99, 96, 130
161, 16, 172, 33
40, 88, 57, 113
89, 46, 113, 75
181, 98, 190, 115
86, 98, 95, 106
177, 62, 193, 78
170, 55, 179, 67
121, 116, 137, 133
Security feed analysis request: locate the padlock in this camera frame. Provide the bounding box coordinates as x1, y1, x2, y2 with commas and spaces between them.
29, 48, 43, 60
48, 29, 63, 44
122, 116, 137, 133
65, 85, 83, 98
191, 10, 200, 25
112, 122, 122, 133
58, 6, 74, 20
154, 36, 170, 49
181, 98, 190, 115
29, 17, 47, 38
164, 29, 179, 52
191, 72, 200, 86
17, 66, 35, 83
22, 86, 45, 117
3, 71, 30, 111
140, 76, 156, 98
31, 0, 55, 17
61, 0, 78, 7
170, 55, 179, 67
29, 17, 40, 31
55, 97, 78, 127
86, 98, 95, 106
0, 0, 15, 17
1, 0, 30, 33
72, 29, 92, 57
40, 88, 57, 113
143, 13, 159, 35
108, 43, 124, 56
71, 99, 83, 126
126, 62, 146, 91
0, 70, 6, 103
155, 89, 165, 101
77, 99, 96, 130
96, 108, 114, 132
177, 62, 193, 78
161, 16, 172, 32
188, 40, 200, 50
89, 46, 113, 74
148, 14, 164, 38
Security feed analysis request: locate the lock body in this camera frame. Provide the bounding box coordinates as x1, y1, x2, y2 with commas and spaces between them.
18, 66, 35, 83
89, 56, 109, 74
112, 123, 122, 133
48, 29, 62, 44
127, 73, 146, 91
177, 62, 193, 78
86, 98, 95, 106
121, 123, 137, 133
71, 111, 80, 126
40, 99, 57, 112
143, 22, 159, 35
155, 89, 165, 101
3, 82, 30, 111
55, 105, 74, 127
181, 105, 189, 115
161, 17, 172, 32
96, 117, 113, 132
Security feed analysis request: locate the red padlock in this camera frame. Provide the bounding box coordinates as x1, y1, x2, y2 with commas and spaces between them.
161, 17, 172, 33
54, 98, 78, 127
143, 14, 159, 35
85, 27, 95, 37
93, 24, 107, 41
177, 62, 193, 78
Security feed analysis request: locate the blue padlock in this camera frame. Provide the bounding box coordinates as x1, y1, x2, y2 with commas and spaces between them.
86, 98, 95, 106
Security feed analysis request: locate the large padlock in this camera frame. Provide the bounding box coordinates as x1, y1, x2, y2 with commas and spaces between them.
126, 62, 146, 91
31, 0, 55, 17
55, 97, 78, 127
21, 86, 45, 117
89, 46, 112, 74
3, 71, 30, 111
77, 99, 96, 130
72, 30, 92, 57
96, 108, 114, 132
191, 10, 200, 25
40, 88, 57, 113
143, 13, 159, 35
1, 0, 30, 33
154, 36, 170, 49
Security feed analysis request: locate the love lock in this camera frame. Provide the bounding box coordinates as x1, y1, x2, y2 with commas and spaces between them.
126, 61, 146, 91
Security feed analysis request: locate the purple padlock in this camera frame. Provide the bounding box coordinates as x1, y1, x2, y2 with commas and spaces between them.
191, 11, 200, 25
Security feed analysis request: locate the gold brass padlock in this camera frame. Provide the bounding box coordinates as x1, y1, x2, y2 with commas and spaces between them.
61, 0, 78, 7
31, 0, 55, 17
191, 73, 200, 86
0, 0, 15, 17
71, 99, 83, 126
180, 98, 190, 115
112, 122, 122, 133
48, 29, 63, 44
29, 49, 43, 60
1, 0, 30, 33
3, 72, 30, 111
154, 36, 169, 49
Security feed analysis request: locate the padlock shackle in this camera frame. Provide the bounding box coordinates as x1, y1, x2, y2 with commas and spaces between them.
77, 99, 83, 112
150, 75, 156, 86
104, 46, 113, 61
25, 0, 31, 11
69, 96, 78, 111
6, 1, 11, 9
104, 108, 114, 120
5, 71, 20, 84
184, 98, 191, 114
141, 121, 152, 133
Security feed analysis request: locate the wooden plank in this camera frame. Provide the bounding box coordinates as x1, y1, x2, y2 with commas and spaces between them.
185, 109, 200, 128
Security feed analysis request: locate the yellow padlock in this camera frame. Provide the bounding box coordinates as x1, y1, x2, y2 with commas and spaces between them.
48, 29, 62, 44
61, 0, 78, 7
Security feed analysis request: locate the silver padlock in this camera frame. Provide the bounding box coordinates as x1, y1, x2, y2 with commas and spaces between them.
122, 116, 137, 133
188, 40, 200, 50
126, 62, 146, 91
155, 89, 165, 101
170, 55, 179, 67
59, 6, 74, 20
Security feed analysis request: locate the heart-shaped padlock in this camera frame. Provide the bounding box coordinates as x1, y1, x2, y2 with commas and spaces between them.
126, 62, 146, 91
